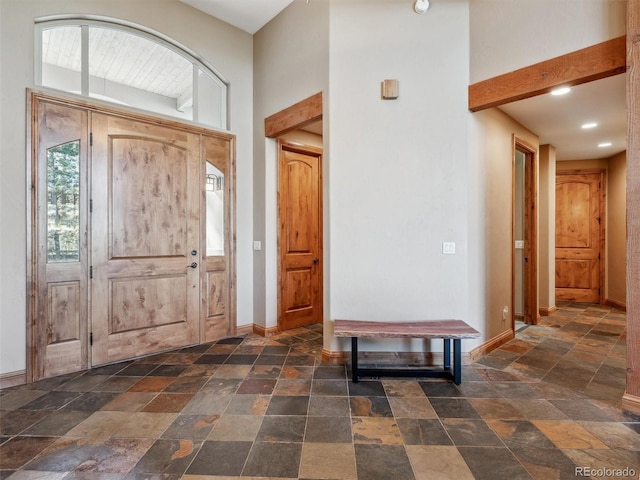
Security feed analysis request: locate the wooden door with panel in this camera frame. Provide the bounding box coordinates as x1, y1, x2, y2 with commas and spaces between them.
555, 171, 604, 303
90, 113, 201, 365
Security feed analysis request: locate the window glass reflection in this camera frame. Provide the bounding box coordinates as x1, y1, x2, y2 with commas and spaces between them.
206, 162, 224, 256
47, 141, 80, 262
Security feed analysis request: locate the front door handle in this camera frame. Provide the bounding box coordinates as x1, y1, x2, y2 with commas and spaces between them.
190, 262, 198, 269
313, 258, 319, 265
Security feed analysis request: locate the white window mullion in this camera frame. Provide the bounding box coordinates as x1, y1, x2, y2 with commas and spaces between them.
34, 26, 43, 86
81, 25, 89, 96
192, 64, 199, 123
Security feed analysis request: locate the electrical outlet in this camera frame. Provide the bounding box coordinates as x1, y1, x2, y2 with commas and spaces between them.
442, 242, 456, 255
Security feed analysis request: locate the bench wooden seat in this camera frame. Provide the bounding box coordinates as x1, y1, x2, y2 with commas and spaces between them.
333, 319, 480, 385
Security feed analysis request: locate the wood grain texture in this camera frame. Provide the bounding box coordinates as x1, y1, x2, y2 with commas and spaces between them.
333, 320, 480, 339
202, 134, 236, 341
555, 172, 604, 302
469, 36, 626, 111
32, 98, 89, 380
265, 92, 322, 138
111, 137, 188, 258
91, 114, 200, 365
624, 0, 640, 408
47, 282, 80, 343
278, 142, 323, 331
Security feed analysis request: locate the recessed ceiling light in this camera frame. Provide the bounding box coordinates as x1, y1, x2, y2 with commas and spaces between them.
551, 86, 571, 96
581, 122, 598, 129
598, 142, 612, 148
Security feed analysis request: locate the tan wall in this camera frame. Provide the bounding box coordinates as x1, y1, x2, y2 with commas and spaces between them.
556, 154, 627, 307
469, 108, 539, 340
539, 145, 557, 313
607, 151, 627, 306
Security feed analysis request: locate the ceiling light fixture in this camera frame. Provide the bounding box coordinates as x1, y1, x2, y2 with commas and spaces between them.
414, 0, 430, 14
550, 86, 571, 96
598, 142, 612, 148
581, 122, 598, 129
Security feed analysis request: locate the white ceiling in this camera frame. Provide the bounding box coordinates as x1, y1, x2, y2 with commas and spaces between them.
499, 74, 627, 161
179, 0, 294, 34
179, 0, 626, 161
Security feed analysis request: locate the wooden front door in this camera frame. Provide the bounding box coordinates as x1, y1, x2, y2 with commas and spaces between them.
555, 171, 604, 303
90, 113, 201, 365
278, 142, 323, 331
31, 92, 236, 380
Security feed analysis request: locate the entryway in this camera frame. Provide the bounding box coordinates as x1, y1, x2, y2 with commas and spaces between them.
28, 91, 236, 380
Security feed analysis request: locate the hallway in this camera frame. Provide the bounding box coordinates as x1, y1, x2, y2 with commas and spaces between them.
1, 303, 638, 479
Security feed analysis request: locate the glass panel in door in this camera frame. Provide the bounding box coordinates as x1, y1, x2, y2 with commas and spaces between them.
206, 162, 224, 257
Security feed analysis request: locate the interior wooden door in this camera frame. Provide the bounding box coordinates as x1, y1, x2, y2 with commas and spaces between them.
90, 113, 201, 365
555, 171, 604, 303
278, 142, 323, 331
32, 99, 89, 379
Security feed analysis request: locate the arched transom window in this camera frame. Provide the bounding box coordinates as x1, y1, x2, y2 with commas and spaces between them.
35, 17, 228, 130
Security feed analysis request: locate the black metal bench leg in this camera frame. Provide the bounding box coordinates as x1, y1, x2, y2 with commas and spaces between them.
453, 339, 461, 385
443, 339, 451, 372
351, 337, 359, 383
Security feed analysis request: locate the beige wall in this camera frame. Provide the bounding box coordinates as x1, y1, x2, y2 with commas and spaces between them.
539, 145, 557, 313
253, 0, 330, 330
557, 153, 627, 307
0, 0, 254, 376
469, 0, 627, 83
469, 108, 538, 340
608, 151, 627, 306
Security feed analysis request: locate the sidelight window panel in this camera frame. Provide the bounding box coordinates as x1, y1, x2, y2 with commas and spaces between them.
206, 162, 224, 257
47, 141, 80, 262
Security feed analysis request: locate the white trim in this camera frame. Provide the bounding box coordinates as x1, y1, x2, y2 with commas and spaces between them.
80, 25, 89, 96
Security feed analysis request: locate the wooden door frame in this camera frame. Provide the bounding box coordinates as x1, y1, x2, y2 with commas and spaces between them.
26, 89, 236, 381
555, 169, 606, 304
512, 137, 538, 326
264, 92, 324, 335
276, 141, 324, 331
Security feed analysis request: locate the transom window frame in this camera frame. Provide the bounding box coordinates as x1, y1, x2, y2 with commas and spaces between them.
34, 15, 229, 130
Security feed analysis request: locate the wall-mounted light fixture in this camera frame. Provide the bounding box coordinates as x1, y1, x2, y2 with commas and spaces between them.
414, 0, 430, 14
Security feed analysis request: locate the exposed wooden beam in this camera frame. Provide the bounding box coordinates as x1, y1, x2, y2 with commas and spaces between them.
468, 36, 627, 112
623, 0, 640, 415
265, 92, 322, 138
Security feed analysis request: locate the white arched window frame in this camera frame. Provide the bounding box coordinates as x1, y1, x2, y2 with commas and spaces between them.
34, 16, 229, 130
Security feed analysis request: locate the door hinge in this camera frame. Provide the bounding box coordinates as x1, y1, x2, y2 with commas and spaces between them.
597, 217, 601, 224
89, 266, 93, 279
90, 132, 93, 146
90, 332, 93, 346
89, 199, 93, 213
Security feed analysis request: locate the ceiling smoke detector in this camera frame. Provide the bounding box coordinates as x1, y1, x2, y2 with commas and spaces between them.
414, 0, 430, 14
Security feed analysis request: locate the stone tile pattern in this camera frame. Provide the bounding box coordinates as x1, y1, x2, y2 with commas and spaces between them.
1, 303, 639, 479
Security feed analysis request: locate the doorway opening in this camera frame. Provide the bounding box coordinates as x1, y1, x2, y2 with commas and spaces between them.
512, 138, 538, 326
264, 92, 324, 333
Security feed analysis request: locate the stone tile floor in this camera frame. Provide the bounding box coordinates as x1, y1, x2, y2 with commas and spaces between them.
1, 302, 639, 479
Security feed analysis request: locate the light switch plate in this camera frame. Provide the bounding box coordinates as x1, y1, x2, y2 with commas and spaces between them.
442, 242, 455, 255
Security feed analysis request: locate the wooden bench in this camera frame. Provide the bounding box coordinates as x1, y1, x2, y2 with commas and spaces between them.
333, 319, 480, 385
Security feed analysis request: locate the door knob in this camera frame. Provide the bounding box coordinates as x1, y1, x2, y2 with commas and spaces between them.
313, 258, 319, 265
190, 262, 198, 269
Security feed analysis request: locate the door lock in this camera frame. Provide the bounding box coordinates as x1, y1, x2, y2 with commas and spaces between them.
191, 250, 197, 256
